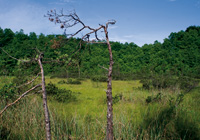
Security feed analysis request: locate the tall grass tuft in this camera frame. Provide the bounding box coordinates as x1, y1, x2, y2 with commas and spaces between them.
0, 78, 199, 139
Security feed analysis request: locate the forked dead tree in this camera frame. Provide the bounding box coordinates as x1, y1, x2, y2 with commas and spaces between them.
46, 9, 116, 140
0, 48, 51, 140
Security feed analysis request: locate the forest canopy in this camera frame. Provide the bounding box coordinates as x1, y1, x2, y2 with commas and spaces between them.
0, 26, 199, 80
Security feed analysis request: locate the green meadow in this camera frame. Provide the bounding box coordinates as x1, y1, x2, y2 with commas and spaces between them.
0, 77, 200, 139
46, 78, 142, 118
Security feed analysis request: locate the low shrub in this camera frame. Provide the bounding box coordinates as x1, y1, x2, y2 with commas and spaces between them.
53, 89, 77, 103
140, 76, 199, 91
57, 80, 67, 84
46, 82, 59, 95
146, 93, 162, 104
178, 76, 199, 92
140, 79, 153, 90
113, 93, 123, 104
69, 80, 81, 85
76, 78, 86, 81
58, 79, 82, 85
0, 83, 18, 103
46, 82, 81, 103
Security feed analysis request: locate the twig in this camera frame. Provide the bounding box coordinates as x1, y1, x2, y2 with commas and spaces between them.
16, 72, 41, 88
98, 64, 109, 71
0, 47, 31, 63
24, 90, 43, 97
0, 84, 42, 116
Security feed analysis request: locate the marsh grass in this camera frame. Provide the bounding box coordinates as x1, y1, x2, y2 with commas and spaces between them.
0, 77, 200, 139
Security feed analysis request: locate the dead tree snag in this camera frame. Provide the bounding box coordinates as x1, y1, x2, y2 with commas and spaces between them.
0, 47, 51, 140
37, 52, 51, 140
46, 9, 116, 140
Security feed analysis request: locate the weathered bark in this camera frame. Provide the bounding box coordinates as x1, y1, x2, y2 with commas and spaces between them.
38, 53, 51, 140
104, 27, 114, 140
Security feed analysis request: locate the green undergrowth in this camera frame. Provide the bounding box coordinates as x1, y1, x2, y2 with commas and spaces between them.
0, 77, 200, 139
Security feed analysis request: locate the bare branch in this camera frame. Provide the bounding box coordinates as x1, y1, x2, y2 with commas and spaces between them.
0, 84, 42, 116
98, 64, 109, 71
36, 90, 43, 93
24, 90, 43, 97
16, 72, 41, 88
0, 47, 31, 63
46, 10, 116, 140
106, 20, 116, 29
42, 60, 65, 64
45, 10, 106, 40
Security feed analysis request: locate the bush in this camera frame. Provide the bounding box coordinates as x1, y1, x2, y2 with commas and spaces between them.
76, 78, 86, 81
57, 80, 67, 84
53, 89, 77, 103
146, 93, 162, 104
46, 82, 59, 95
46, 82, 81, 103
140, 79, 153, 90
178, 76, 199, 92
69, 80, 81, 85
140, 76, 199, 91
58, 79, 82, 85
0, 83, 17, 103
113, 93, 123, 104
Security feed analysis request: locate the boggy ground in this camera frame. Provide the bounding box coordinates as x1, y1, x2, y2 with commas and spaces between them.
0, 77, 200, 140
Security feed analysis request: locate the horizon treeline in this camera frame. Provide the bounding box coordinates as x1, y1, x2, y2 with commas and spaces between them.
0, 26, 199, 80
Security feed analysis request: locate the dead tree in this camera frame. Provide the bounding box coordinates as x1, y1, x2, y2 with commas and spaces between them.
46, 9, 116, 140
0, 48, 51, 140
36, 50, 52, 140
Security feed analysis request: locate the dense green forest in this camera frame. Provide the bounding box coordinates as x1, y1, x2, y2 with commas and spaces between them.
0, 26, 199, 80
0, 26, 200, 139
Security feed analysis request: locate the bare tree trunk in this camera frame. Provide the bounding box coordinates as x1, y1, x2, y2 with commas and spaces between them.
38, 53, 51, 140
104, 27, 114, 140
46, 10, 116, 140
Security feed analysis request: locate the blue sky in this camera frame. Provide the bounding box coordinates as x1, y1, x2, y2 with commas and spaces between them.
0, 0, 200, 46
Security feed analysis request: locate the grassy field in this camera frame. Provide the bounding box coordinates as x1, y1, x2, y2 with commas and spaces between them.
46, 78, 143, 118
0, 77, 200, 139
